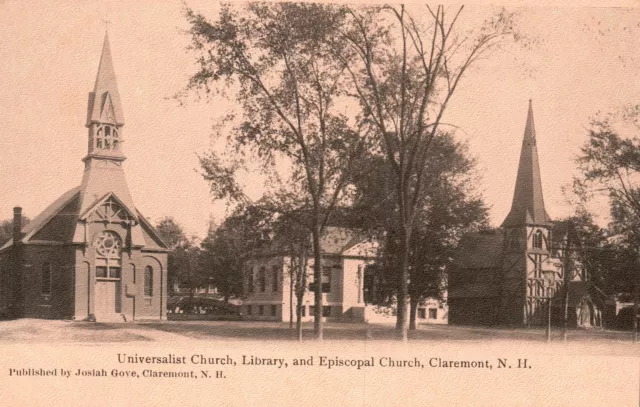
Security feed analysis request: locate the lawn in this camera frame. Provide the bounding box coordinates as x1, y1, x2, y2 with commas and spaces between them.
0, 318, 639, 355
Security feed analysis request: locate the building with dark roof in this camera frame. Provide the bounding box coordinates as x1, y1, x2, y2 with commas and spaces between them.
0, 33, 169, 322
448, 101, 603, 328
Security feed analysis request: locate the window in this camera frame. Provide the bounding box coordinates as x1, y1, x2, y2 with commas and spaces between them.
95, 125, 120, 151
301, 305, 306, 317
109, 267, 121, 279
418, 308, 426, 319
270, 304, 277, 317
41, 262, 51, 295
144, 266, 153, 297
322, 306, 331, 317
247, 305, 253, 316
247, 269, 254, 294
271, 266, 279, 292
258, 305, 264, 316
259, 267, 266, 292
533, 230, 543, 249
93, 231, 122, 279
96, 266, 108, 278
322, 269, 331, 293
308, 269, 332, 293
428, 308, 437, 320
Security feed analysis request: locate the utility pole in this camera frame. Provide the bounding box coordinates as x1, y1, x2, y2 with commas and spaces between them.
562, 222, 574, 342
546, 298, 552, 343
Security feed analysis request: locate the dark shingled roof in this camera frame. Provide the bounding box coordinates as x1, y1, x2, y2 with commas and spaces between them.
0, 186, 81, 252
452, 231, 504, 269
501, 101, 552, 228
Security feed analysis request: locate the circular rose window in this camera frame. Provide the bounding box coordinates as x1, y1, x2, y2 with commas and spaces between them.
93, 231, 122, 258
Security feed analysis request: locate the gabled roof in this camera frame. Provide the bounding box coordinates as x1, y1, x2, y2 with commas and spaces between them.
452, 231, 504, 269
250, 226, 376, 258
0, 187, 168, 252
319, 227, 373, 256
79, 192, 137, 221
86, 32, 124, 126
501, 100, 552, 228
0, 186, 81, 252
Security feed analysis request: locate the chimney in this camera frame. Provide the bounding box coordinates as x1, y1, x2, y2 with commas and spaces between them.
13, 207, 23, 243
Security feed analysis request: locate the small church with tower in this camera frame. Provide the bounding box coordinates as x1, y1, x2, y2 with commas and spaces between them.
448, 101, 603, 328
0, 33, 169, 322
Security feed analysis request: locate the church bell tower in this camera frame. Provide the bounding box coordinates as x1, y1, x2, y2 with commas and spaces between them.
500, 100, 553, 326
85, 32, 125, 163
73, 32, 143, 247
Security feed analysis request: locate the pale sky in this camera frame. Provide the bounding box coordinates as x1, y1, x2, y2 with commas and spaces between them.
1, 1, 639, 238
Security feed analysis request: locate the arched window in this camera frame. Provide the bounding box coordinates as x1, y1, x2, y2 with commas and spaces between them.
95, 125, 120, 151
533, 230, 543, 249
144, 266, 153, 297
41, 261, 52, 295
93, 231, 122, 279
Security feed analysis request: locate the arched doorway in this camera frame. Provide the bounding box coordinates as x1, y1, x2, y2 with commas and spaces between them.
93, 231, 123, 321
578, 299, 592, 328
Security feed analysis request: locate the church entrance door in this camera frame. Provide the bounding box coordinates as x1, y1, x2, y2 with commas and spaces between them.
94, 280, 122, 321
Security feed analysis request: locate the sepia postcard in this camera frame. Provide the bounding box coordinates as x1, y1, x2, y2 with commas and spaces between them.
0, 0, 639, 405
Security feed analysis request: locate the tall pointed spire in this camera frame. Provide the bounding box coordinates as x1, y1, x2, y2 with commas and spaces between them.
501, 100, 551, 228
77, 33, 137, 223
86, 32, 124, 126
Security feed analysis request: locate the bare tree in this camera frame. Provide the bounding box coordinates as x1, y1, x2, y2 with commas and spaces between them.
332, 5, 521, 339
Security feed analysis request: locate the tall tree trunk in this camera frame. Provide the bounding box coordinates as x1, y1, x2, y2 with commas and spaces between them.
296, 294, 304, 342
312, 224, 323, 340
289, 260, 294, 329
409, 295, 418, 330
396, 223, 410, 341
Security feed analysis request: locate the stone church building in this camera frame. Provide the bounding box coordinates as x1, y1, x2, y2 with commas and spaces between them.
0, 34, 169, 322
448, 101, 603, 328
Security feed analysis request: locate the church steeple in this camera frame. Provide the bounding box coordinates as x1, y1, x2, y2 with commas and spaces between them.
76, 33, 138, 226
501, 100, 551, 228
85, 32, 125, 162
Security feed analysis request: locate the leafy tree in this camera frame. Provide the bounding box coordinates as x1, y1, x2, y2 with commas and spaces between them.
182, 3, 369, 339
573, 122, 640, 288
200, 205, 273, 304
155, 216, 186, 250
352, 133, 489, 329
329, 5, 523, 339
573, 117, 640, 337
155, 217, 207, 301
